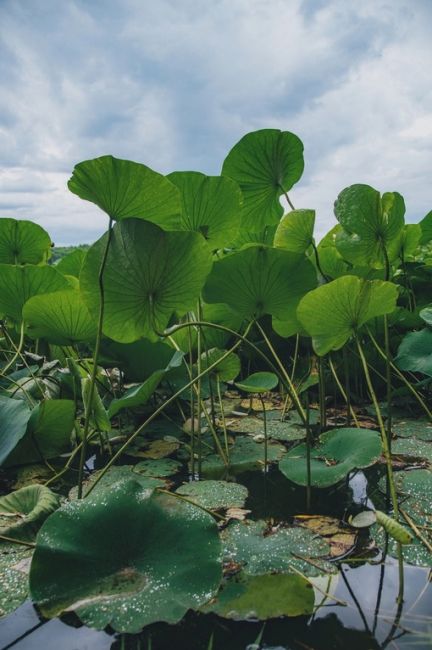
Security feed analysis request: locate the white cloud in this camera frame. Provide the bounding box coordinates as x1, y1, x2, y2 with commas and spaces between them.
0, 0, 431, 244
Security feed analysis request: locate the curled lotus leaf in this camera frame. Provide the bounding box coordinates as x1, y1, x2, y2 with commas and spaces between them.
0, 218, 51, 265
176, 480, 248, 511
279, 428, 382, 488
30, 481, 222, 632
0, 485, 60, 542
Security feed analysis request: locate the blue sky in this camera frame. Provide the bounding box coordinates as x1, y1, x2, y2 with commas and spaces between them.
0, 0, 431, 245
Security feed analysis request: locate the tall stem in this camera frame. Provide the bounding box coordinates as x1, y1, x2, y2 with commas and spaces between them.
318, 355, 327, 431
328, 355, 360, 427
77, 218, 113, 499
259, 395, 268, 472
0, 320, 25, 377
383, 314, 392, 449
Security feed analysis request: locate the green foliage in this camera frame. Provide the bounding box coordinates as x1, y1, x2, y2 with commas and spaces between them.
235, 371, 278, 393
0, 218, 52, 265
0, 396, 32, 465
0, 485, 60, 541
274, 209, 315, 254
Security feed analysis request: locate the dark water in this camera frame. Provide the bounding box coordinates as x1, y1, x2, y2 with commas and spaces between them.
1, 468, 431, 650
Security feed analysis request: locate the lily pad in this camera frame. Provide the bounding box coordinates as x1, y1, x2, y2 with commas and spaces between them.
128, 438, 180, 460
0, 218, 51, 265
392, 419, 432, 441
133, 458, 182, 479
203, 572, 314, 620
228, 416, 305, 442
30, 481, 222, 632
279, 428, 382, 488
200, 436, 286, 478
0, 542, 33, 618
221, 520, 334, 577
391, 438, 432, 464
0, 485, 60, 542
68, 465, 166, 500
176, 480, 248, 511
0, 396, 31, 466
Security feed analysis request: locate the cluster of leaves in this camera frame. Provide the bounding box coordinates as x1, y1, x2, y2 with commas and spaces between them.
1, 127, 432, 634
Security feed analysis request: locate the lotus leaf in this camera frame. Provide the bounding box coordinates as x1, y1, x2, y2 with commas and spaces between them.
419, 306, 432, 326
0, 218, 51, 265
395, 329, 432, 377
203, 245, 316, 324
203, 572, 314, 620
297, 276, 398, 355
5, 399, 75, 466
176, 480, 248, 511
80, 219, 212, 343
229, 416, 305, 442
334, 184, 405, 266
391, 437, 432, 463
133, 458, 182, 478
221, 520, 334, 576
278, 428, 382, 488
101, 338, 179, 382
392, 419, 432, 441
0, 396, 31, 466
419, 209, 432, 245
24, 289, 97, 344
235, 372, 278, 393
222, 129, 304, 231
0, 485, 60, 541
199, 348, 241, 382
55, 248, 86, 277
30, 481, 222, 632
68, 155, 181, 225
389, 224, 422, 261
167, 171, 242, 248
68, 465, 165, 500
0, 542, 33, 618
81, 379, 111, 432
0, 264, 69, 322
274, 209, 315, 254
200, 436, 286, 478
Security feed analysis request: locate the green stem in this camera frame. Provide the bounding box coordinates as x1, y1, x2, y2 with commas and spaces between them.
196, 301, 203, 473
311, 241, 330, 282
0, 320, 25, 376
383, 314, 392, 449
328, 355, 360, 427
305, 391, 311, 511
77, 218, 113, 499
259, 395, 268, 472
186, 314, 196, 476
216, 375, 230, 460
318, 355, 327, 431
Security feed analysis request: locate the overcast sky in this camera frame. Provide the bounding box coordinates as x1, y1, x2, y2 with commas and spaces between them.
1, 0, 431, 245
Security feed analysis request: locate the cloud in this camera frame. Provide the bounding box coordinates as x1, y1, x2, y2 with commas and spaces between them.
0, 0, 431, 244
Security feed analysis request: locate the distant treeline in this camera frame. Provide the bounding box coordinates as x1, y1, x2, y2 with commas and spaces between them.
50, 244, 90, 264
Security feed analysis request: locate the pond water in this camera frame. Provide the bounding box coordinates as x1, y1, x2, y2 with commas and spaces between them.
1, 466, 431, 650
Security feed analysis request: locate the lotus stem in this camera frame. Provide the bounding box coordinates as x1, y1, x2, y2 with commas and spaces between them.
0, 319, 25, 377
305, 391, 312, 512
156, 488, 225, 521
259, 395, 268, 472
196, 300, 203, 473
216, 375, 230, 461
318, 355, 327, 431
328, 355, 360, 427
0, 534, 35, 548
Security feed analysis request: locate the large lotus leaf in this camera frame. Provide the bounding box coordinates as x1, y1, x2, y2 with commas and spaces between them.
383, 469, 432, 503
176, 480, 248, 511
222, 129, 304, 231
419, 210, 432, 245
68, 466, 165, 500
274, 209, 315, 254
108, 350, 184, 418
316, 225, 349, 279
221, 520, 334, 577
68, 155, 181, 225
168, 302, 244, 353
0, 396, 31, 466
228, 224, 277, 249
101, 338, 178, 382
167, 171, 242, 248
228, 416, 305, 442
235, 372, 278, 393
23, 289, 97, 344
203, 245, 316, 323
0, 485, 60, 542
392, 419, 432, 441
279, 428, 382, 488
0, 218, 51, 265
30, 481, 222, 632
395, 329, 432, 377
297, 276, 398, 355
55, 248, 87, 277
0, 264, 69, 322
203, 572, 314, 620
199, 348, 241, 382
0, 542, 33, 617
200, 436, 286, 478
419, 306, 432, 326
391, 437, 432, 463
388, 224, 422, 261
334, 184, 405, 266
80, 219, 213, 343
5, 399, 75, 467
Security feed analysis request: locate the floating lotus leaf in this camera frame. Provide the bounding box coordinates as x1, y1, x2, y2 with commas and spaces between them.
221, 520, 334, 577
0, 542, 33, 618
200, 436, 286, 478
0, 264, 69, 322
222, 129, 304, 231
334, 184, 405, 266
202, 572, 314, 620
127, 438, 180, 460
55, 248, 87, 277
391, 420, 432, 441
0, 218, 51, 265
24, 290, 97, 344
68, 155, 181, 225
68, 465, 165, 500
279, 428, 382, 488
203, 245, 316, 324
297, 276, 398, 355
167, 171, 242, 248
30, 481, 222, 632
395, 329, 432, 377
133, 458, 182, 478
80, 219, 212, 343
5, 399, 75, 467
235, 372, 278, 393
0, 396, 31, 466
228, 416, 305, 442
0, 485, 60, 542
381, 469, 432, 503
176, 480, 248, 511
274, 209, 315, 254
108, 350, 183, 418
391, 438, 432, 464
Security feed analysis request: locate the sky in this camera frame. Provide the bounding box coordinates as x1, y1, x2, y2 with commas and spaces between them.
0, 0, 431, 245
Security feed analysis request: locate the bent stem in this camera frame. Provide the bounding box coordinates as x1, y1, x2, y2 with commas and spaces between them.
77, 217, 113, 499
0, 320, 25, 377
355, 336, 404, 604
